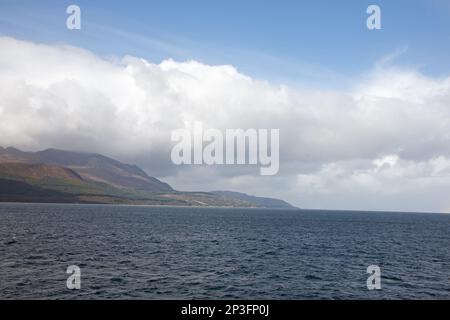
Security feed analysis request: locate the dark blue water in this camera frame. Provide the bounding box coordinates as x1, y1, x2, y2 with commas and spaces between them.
0, 203, 449, 299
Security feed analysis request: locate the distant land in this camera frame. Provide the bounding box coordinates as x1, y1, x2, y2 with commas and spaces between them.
0, 147, 297, 209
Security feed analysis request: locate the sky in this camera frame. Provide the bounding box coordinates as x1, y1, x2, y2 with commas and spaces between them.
0, 1, 450, 212
2, 0, 450, 84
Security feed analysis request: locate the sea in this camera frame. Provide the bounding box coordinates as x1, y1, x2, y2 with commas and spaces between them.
0, 203, 449, 299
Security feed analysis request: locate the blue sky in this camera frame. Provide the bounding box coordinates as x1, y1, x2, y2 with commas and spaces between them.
1, 0, 450, 86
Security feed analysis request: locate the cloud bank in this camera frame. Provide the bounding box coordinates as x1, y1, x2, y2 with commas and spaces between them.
1, 36, 450, 212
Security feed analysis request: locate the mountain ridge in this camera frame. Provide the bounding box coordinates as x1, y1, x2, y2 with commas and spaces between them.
0, 146, 297, 209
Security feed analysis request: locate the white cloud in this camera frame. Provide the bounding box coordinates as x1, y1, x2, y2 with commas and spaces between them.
1, 36, 450, 212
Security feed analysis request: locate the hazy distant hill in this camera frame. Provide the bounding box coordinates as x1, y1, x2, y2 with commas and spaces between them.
212, 191, 297, 209
0, 146, 297, 208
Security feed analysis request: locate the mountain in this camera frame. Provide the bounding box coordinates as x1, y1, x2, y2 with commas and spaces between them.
0, 147, 172, 192
211, 191, 297, 209
0, 179, 78, 203
0, 146, 297, 208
